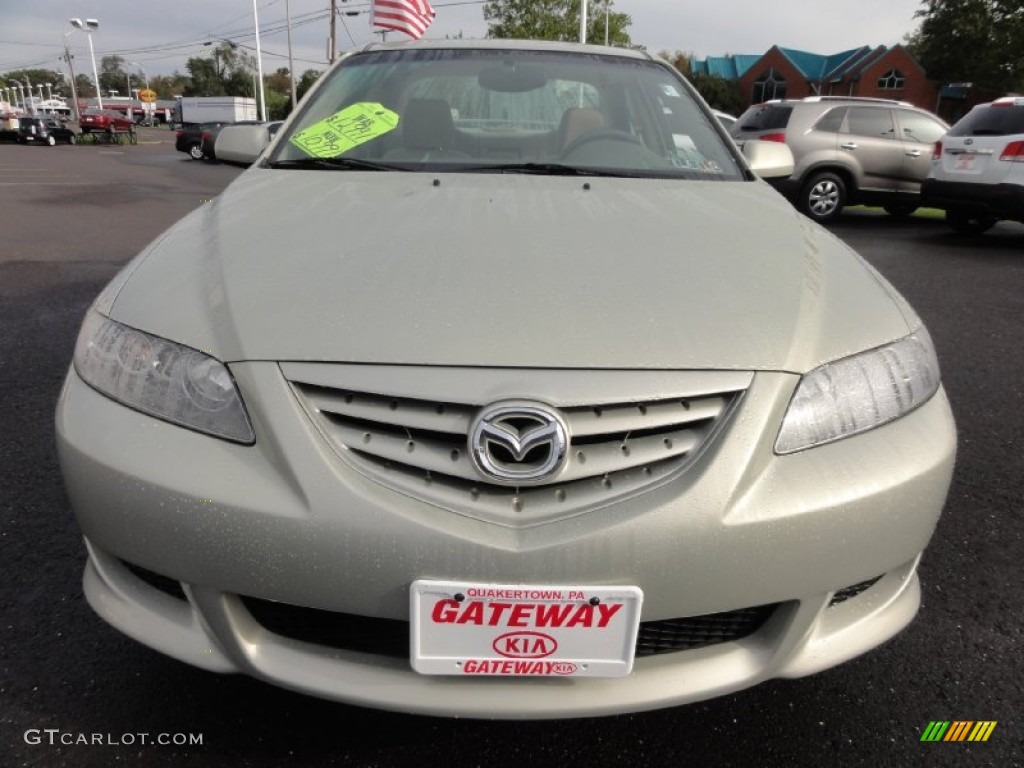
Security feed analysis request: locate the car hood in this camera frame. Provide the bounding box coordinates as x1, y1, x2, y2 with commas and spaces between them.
104, 170, 915, 372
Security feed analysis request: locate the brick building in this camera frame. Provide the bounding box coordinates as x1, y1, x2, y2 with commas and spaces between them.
692, 45, 939, 113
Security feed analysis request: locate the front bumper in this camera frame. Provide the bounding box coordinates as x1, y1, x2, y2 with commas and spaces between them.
56, 362, 956, 718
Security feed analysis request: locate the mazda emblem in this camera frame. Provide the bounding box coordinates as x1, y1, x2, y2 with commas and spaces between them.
469, 402, 569, 485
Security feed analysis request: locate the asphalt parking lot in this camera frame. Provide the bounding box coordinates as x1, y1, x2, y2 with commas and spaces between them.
1, 131, 1021, 767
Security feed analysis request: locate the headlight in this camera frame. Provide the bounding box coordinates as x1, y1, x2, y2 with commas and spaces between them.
775, 329, 940, 454
73, 310, 255, 443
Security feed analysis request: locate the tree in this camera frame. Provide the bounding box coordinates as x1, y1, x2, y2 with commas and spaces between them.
484, 0, 632, 47
185, 57, 223, 96
689, 75, 745, 116
296, 69, 322, 101
909, 0, 1024, 92
99, 55, 129, 97
74, 74, 95, 99
3, 68, 64, 100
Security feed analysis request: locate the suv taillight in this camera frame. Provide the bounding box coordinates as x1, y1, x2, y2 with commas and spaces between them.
760, 132, 786, 143
175, 129, 183, 139
999, 141, 1024, 161
201, 131, 211, 141
932, 140, 942, 159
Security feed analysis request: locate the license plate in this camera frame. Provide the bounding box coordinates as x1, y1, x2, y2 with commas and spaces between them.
410, 580, 643, 678
954, 154, 977, 171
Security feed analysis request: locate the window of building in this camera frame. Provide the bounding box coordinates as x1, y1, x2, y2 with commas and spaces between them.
877, 69, 906, 90
752, 68, 787, 103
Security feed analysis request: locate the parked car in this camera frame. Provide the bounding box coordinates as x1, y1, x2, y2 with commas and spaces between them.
731, 96, 949, 221
213, 120, 283, 165
200, 120, 268, 162
79, 109, 135, 135
57, 39, 955, 719
175, 121, 231, 160
921, 96, 1024, 233
712, 110, 737, 129
16, 116, 77, 145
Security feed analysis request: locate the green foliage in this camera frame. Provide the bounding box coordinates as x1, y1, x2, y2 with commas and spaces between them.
297, 70, 323, 101
265, 89, 291, 121
658, 50, 692, 78
689, 75, 745, 116
484, 0, 632, 46
910, 0, 1024, 92
99, 55, 129, 96
2, 69, 65, 99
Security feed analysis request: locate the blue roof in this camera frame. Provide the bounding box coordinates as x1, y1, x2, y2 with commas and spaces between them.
693, 46, 906, 83
777, 46, 877, 81
690, 55, 760, 80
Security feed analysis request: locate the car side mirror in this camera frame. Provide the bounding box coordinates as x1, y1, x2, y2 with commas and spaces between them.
742, 140, 794, 179
214, 124, 274, 166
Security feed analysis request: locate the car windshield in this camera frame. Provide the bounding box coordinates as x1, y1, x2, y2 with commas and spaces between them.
270, 47, 743, 180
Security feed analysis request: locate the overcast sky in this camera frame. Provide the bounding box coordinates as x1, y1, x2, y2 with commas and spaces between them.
0, 0, 927, 81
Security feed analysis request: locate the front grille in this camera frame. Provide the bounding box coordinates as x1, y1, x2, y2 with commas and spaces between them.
243, 597, 409, 657
634, 605, 777, 656
284, 367, 748, 526
241, 597, 779, 660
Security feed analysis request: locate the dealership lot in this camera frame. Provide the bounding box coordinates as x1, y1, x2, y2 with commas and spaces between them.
1, 136, 1021, 766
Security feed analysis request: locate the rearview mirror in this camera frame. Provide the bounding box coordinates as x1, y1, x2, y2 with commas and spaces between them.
478, 63, 547, 93
215, 124, 274, 166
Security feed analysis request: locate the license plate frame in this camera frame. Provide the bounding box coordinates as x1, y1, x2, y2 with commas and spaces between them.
410, 579, 644, 678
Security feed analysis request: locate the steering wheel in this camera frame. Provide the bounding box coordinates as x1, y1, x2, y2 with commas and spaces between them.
560, 129, 644, 159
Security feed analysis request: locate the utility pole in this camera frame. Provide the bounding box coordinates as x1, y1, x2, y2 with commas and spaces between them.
329, 0, 337, 64
63, 35, 82, 121
286, 0, 298, 109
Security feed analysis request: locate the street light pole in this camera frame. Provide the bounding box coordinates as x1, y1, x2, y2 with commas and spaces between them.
579, 0, 588, 43
70, 18, 102, 110
11, 80, 25, 113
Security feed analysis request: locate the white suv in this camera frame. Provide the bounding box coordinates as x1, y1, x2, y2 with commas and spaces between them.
922, 96, 1024, 233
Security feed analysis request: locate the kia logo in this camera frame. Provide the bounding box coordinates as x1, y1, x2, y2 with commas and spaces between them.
492, 631, 558, 659
469, 401, 569, 485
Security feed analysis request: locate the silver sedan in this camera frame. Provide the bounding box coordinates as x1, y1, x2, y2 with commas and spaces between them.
56, 39, 955, 719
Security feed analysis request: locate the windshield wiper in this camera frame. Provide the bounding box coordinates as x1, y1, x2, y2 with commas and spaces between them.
266, 157, 402, 171
459, 162, 638, 177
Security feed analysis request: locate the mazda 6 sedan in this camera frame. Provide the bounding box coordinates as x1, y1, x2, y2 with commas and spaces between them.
56, 39, 956, 719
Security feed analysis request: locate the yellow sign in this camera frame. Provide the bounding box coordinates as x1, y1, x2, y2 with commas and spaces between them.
289, 102, 399, 158
139, 89, 157, 103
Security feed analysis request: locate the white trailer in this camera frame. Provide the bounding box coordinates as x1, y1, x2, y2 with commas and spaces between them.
173, 97, 258, 125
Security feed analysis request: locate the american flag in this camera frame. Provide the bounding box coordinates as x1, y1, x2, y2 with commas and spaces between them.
371, 0, 436, 40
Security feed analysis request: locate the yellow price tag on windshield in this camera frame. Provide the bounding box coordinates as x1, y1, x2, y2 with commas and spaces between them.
289, 102, 399, 158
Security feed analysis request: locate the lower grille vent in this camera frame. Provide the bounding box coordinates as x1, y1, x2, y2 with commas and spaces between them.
241, 597, 780, 659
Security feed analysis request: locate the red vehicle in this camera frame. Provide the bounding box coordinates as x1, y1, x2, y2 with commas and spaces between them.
79, 109, 135, 135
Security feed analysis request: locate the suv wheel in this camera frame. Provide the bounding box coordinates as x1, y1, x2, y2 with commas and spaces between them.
800, 172, 846, 223
46, 135, 56, 146
68, 134, 77, 145
189, 143, 205, 161
883, 203, 917, 218
946, 209, 997, 235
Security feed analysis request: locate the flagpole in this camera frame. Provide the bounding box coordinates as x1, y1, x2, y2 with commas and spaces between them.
579, 0, 588, 43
